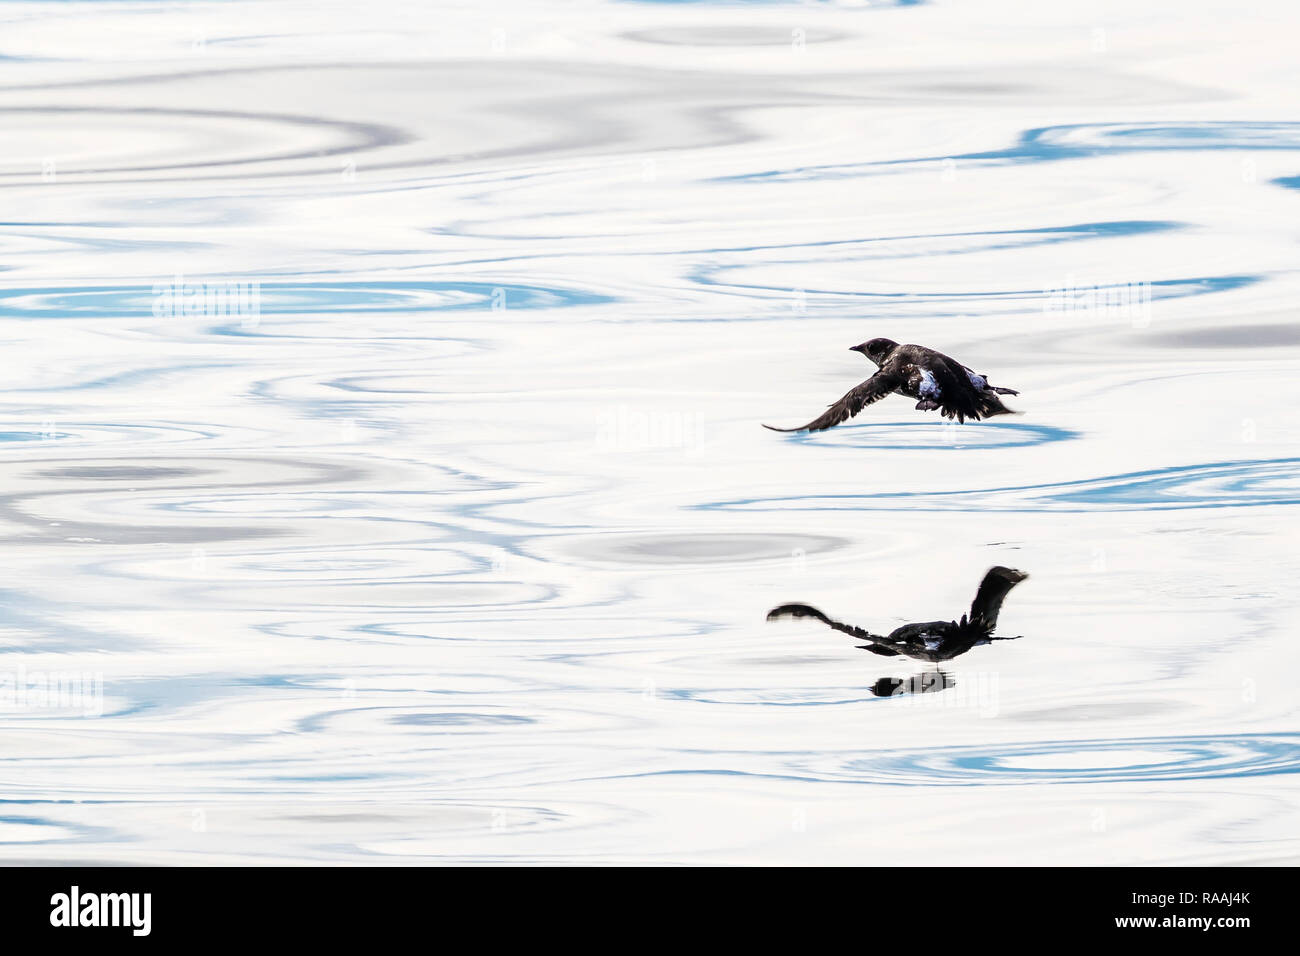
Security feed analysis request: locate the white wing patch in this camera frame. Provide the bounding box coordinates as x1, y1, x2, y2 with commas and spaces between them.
917, 369, 941, 399
965, 368, 988, 390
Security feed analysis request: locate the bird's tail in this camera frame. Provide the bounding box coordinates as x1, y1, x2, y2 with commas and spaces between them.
965, 566, 1027, 634
940, 390, 1017, 423
974, 390, 1016, 419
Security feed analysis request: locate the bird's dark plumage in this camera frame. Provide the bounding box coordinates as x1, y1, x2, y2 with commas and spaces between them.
763, 337, 1019, 433
766, 566, 1028, 663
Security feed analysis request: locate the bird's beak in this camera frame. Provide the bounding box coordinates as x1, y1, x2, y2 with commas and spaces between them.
848, 345, 864, 353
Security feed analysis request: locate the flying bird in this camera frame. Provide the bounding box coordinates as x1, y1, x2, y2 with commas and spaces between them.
763, 338, 1019, 433
767, 566, 1028, 663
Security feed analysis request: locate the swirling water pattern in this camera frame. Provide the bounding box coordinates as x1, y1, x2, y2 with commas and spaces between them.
0, 1, 1297, 864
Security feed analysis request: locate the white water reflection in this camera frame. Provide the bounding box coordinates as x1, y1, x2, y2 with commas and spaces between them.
0, 0, 1297, 864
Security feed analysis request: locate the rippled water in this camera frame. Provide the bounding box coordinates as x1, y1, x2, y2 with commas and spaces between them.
1, 1, 1297, 864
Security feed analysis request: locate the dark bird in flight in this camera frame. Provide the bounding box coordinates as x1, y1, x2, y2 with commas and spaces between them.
766, 566, 1028, 663
763, 338, 1019, 433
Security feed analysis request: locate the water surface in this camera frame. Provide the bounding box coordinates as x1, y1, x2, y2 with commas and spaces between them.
0, 0, 1297, 864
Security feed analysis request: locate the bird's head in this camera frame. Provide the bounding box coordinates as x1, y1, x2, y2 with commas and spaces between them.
849, 337, 898, 366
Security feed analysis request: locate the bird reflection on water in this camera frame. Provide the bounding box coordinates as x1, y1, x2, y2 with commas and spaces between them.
870, 672, 956, 699
767, 566, 1028, 698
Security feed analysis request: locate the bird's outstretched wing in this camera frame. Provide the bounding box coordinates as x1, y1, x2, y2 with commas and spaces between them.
966, 566, 1028, 634
856, 643, 903, 657
927, 359, 985, 423
763, 369, 902, 433
931, 356, 1020, 421
766, 603, 889, 647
